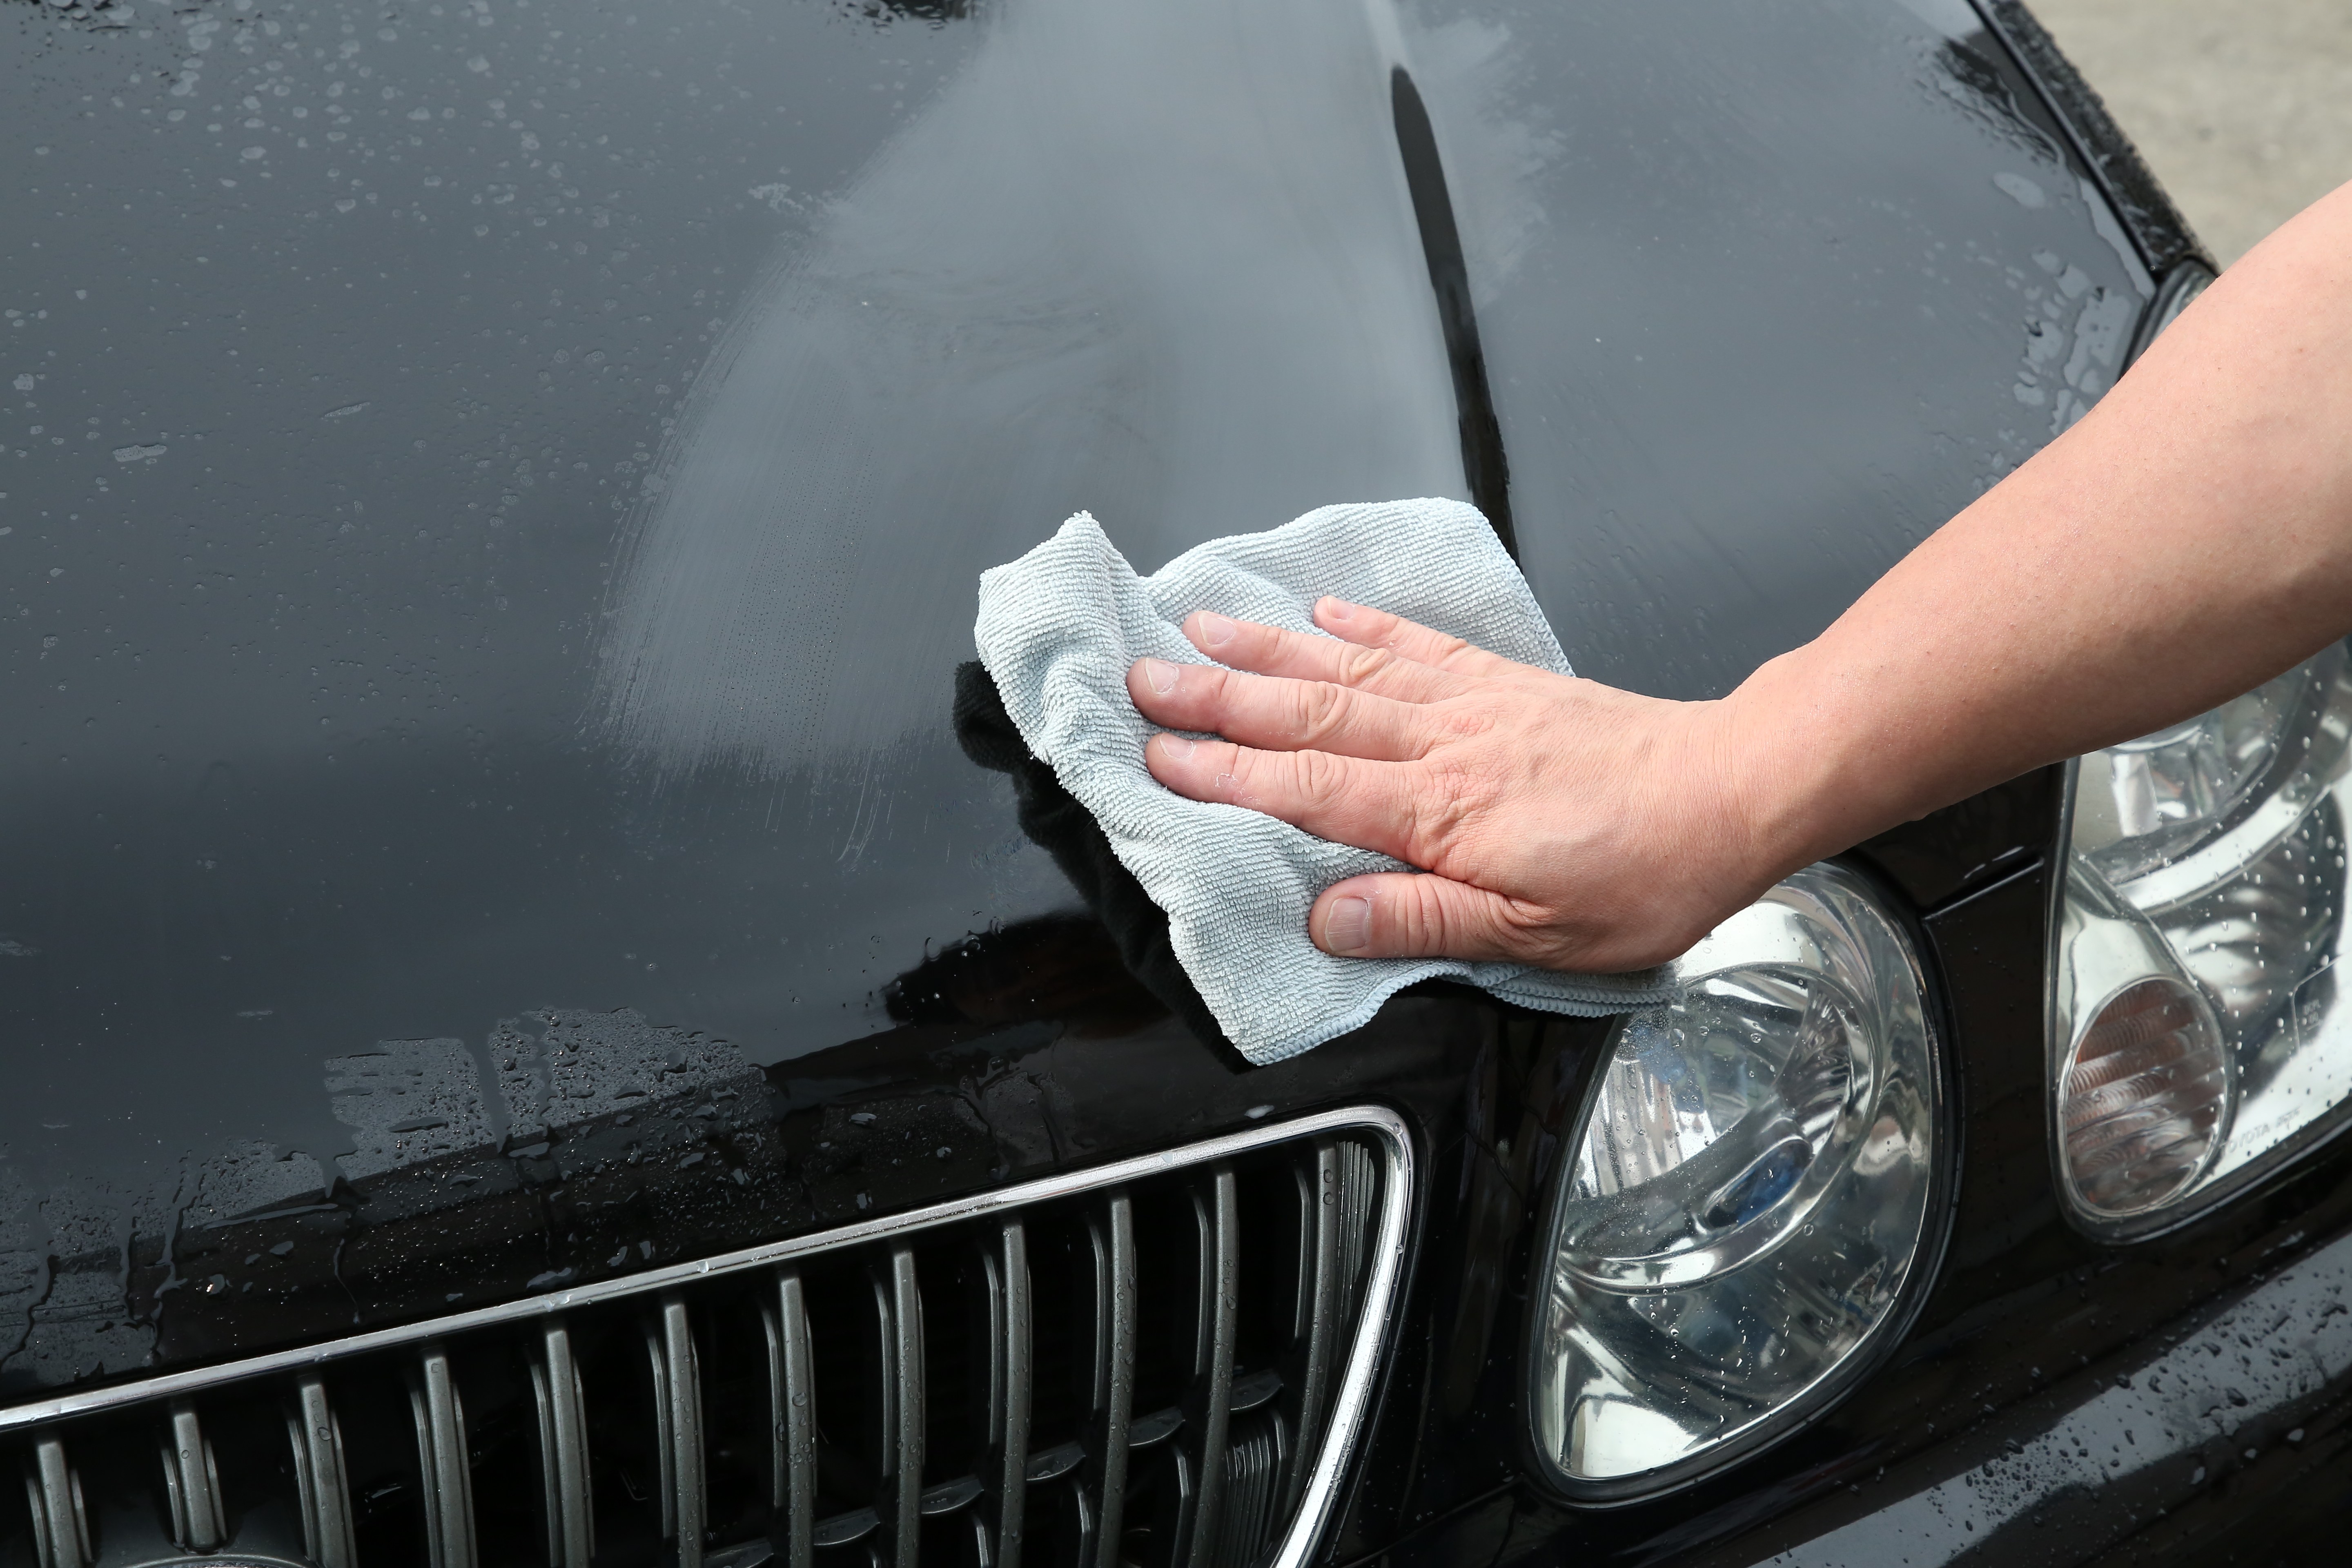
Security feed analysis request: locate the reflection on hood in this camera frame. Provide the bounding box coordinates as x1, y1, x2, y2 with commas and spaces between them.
597, 0, 1468, 776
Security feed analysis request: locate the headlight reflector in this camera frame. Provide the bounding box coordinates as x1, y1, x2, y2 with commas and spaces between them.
1557, 962, 1863, 1291
2060, 974, 2228, 1216
1529, 862, 1947, 1499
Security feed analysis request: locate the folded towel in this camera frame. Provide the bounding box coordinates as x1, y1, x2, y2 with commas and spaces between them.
974, 498, 1676, 1062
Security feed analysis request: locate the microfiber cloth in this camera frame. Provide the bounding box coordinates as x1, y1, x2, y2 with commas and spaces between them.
974, 498, 1678, 1063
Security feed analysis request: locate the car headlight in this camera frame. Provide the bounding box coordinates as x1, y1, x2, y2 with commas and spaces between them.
2051, 639, 2352, 1236
1528, 862, 1948, 1500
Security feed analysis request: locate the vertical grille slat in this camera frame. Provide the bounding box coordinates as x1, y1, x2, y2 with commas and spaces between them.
648, 1293, 708, 1568
1280, 1142, 1344, 1519
1334, 1141, 1376, 1320
979, 1250, 1005, 1459
528, 1322, 595, 1568
1088, 1195, 1136, 1568
160, 1399, 225, 1551
287, 1376, 358, 1568
884, 1246, 925, 1568
766, 1268, 818, 1568
0, 1111, 1406, 1568
1069, 1482, 1098, 1568
1180, 1168, 1240, 1568
991, 1219, 1031, 1568
646, 1316, 678, 1540
410, 1344, 479, 1568
25, 1435, 89, 1568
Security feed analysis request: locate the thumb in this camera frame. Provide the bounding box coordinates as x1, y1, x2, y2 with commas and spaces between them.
1310, 872, 1545, 964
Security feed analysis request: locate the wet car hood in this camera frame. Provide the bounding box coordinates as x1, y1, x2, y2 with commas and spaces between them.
0, 0, 2147, 1390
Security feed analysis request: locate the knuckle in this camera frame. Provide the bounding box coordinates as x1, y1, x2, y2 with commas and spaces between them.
1430, 702, 1493, 741
1495, 897, 1555, 952
1406, 764, 1484, 856
1292, 682, 1350, 745
1427, 762, 1480, 808
1289, 747, 1350, 810
1508, 901, 1587, 967
1335, 644, 1391, 687
1218, 744, 1260, 800
1403, 880, 1452, 950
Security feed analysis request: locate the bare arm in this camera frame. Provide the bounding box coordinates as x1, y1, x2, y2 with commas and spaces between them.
1126, 178, 2352, 971
1738, 176, 2352, 883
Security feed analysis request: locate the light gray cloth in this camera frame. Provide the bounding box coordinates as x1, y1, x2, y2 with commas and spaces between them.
974, 498, 1677, 1063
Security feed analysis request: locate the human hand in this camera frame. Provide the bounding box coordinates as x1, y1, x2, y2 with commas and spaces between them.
1125, 599, 1786, 972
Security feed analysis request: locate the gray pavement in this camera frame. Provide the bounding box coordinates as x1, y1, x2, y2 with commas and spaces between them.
2029, 0, 2352, 266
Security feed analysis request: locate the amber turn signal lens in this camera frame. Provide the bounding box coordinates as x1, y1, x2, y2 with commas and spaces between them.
2060, 977, 2230, 1216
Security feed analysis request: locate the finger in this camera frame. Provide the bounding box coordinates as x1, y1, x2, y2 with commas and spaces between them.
1127, 657, 1430, 760
1310, 872, 1551, 964
1181, 610, 1470, 704
1311, 598, 1521, 679
1144, 733, 1422, 859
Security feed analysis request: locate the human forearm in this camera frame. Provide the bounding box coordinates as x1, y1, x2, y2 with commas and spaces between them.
1730, 176, 2352, 882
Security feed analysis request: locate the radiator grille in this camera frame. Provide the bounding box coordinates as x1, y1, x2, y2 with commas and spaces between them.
0, 1110, 1407, 1568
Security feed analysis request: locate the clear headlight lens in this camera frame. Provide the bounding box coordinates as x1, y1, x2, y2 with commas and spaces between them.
2052, 641, 2352, 1235
1529, 862, 1947, 1499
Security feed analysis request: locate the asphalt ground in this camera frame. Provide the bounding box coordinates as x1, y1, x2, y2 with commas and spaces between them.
2030, 0, 2352, 267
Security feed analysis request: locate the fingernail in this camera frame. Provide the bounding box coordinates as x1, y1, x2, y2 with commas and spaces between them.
1317, 597, 1355, 622
1195, 611, 1237, 647
1325, 897, 1372, 953
1141, 657, 1178, 695
1156, 733, 1195, 761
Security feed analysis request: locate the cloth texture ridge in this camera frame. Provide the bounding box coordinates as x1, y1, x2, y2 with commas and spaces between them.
974, 498, 1676, 1063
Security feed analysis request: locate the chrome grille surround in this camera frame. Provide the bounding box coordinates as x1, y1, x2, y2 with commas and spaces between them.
0, 1107, 1410, 1568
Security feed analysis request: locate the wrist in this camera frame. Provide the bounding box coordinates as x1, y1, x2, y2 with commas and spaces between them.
1709, 644, 1898, 888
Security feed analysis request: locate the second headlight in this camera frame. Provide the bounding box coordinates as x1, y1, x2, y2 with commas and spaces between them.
2052, 640, 2352, 1236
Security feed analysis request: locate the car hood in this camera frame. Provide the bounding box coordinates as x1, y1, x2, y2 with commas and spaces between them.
0, 0, 2147, 1391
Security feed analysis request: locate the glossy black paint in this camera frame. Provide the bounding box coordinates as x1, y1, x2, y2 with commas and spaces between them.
1448, 0, 2153, 704
1976, 0, 2207, 278
7, 0, 2350, 1563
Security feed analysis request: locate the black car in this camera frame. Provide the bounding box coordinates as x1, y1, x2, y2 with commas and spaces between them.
4, 0, 2344, 1563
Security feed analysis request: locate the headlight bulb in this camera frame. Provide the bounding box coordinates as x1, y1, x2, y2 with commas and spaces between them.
1556, 969, 1869, 1292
